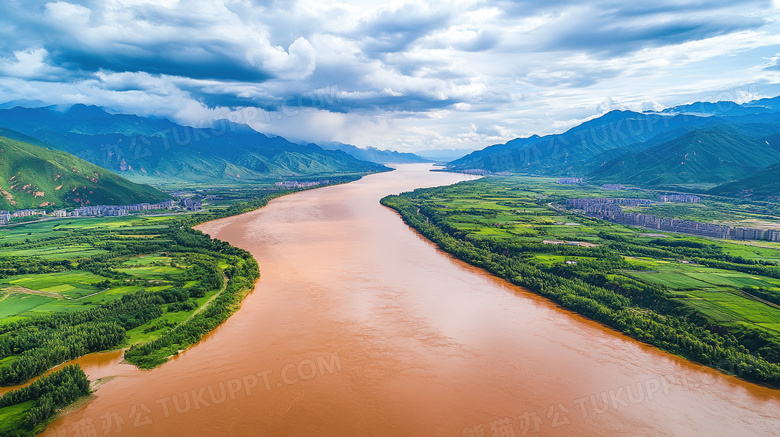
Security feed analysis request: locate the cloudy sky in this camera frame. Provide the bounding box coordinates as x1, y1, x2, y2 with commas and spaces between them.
1, 0, 780, 152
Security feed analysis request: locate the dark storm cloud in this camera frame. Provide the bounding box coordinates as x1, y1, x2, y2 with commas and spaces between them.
0, 0, 283, 82
0, 1, 51, 56
606, 1, 771, 17
357, 4, 453, 56
496, 0, 769, 55
49, 43, 275, 82
183, 91, 271, 111
0, 0, 772, 100
539, 12, 766, 55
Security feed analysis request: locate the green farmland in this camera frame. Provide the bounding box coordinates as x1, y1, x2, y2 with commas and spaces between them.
0, 189, 298, 436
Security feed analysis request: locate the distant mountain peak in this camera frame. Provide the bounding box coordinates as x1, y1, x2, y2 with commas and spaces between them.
0, 105, 388, 186
318, 141, 430, 164
445, 93, 780, 184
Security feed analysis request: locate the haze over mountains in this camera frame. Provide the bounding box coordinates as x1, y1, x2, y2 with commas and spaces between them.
447, 95, 780, 197
415, 149, 478, 163
318, 141, 430, 164
0, 105, 388, 187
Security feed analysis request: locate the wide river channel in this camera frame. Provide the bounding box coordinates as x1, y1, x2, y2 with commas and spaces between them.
44, 164, 779, 436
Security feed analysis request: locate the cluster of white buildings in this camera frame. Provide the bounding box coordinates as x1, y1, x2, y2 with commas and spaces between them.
1, 209, 66, 224
11, 209, 39, 218
182, 198, 202, 211
0, 199, 185, 225
557, 177, 583, 184
658, 194, 701, 203
569, 198, 653, 209
568, 198, 780, 242
0, 209, 45, 224
71, 200, 176, 217
274, 180, 330, 189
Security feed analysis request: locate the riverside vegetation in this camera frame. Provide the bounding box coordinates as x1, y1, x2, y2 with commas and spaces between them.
0, 188, 303, 436
381, 176, 780, 387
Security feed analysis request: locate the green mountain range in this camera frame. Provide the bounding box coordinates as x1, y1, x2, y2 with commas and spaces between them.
590, 126, 780, 187
709, 162, 780, 199
661, 95, 780, 117
7, 97, 780, 196
447, 110, 718, 175
0, 105, 388, 187
0, 132, 169, 211
444, 94, 780, 193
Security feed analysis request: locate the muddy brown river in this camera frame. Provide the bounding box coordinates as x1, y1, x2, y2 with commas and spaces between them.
43, 164, 779, 436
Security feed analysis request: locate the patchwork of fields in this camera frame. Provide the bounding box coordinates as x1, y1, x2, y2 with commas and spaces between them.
0, 210, 260, 434
0, 219, 193, 323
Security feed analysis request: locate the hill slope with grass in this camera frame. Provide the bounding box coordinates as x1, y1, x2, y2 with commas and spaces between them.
709, 162, 780, 198
589, 126, 780, 187
0, 105, 388, 187
0, 134, 169, 210
446, 110, 717, 175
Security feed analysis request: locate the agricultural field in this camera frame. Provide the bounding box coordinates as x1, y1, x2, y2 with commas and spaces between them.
384, 176, 780, 386
0, 400, 32, 435
0, 218, 211, 325
0, 196, 271, 435
0, 215, 222, 338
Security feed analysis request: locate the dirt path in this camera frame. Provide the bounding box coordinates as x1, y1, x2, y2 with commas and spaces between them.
1, 285, 69, 299
184, 273, 228, 323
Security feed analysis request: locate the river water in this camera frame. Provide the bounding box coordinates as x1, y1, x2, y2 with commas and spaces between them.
44, 164, 779, 436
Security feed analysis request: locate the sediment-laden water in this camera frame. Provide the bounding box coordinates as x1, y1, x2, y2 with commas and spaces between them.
44, 164, 780, 436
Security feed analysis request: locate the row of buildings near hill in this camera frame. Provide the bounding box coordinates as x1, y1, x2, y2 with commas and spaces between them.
274, 180, 330, 189
658, 194, 700, 203
568, 198, 780, 242
570, 198, 653, 209
70, 200, 177, 217
0, 198, 203, 225
1, 208, 47, 224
